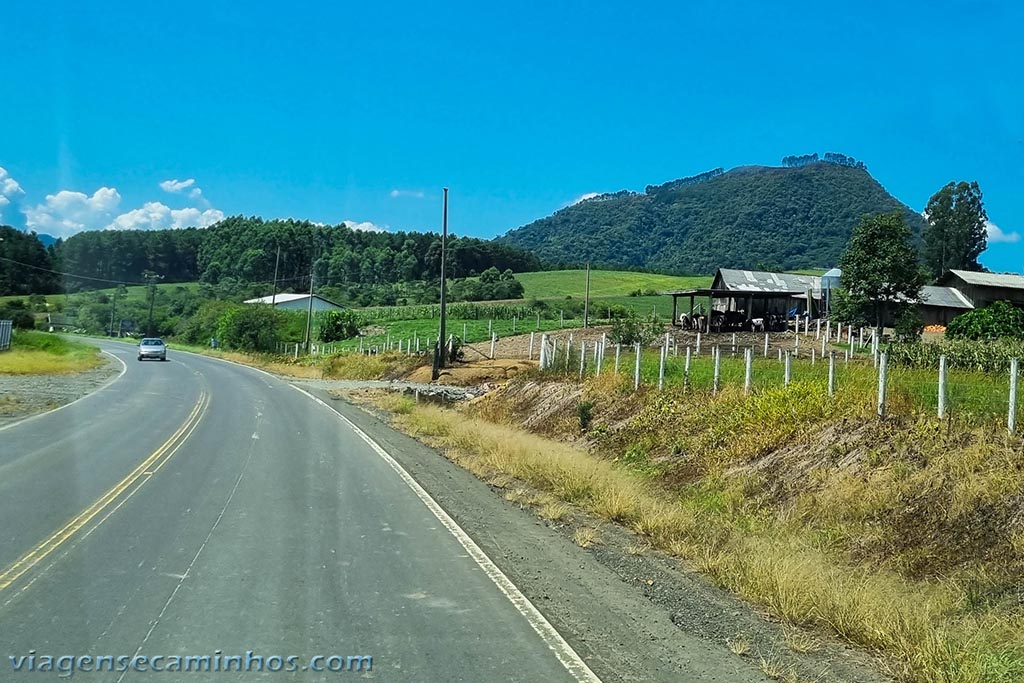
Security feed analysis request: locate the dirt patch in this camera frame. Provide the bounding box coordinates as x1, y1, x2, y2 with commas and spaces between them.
403, 357, 535, 386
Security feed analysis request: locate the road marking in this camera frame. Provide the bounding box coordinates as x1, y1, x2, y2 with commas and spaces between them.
289, 385, 602, 683
0, 391, 209, 595
0, 350, 128, 433
154, 347, 602, 682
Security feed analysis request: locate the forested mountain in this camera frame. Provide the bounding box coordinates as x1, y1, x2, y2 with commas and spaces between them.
501, 161, 925, 274
2, 217, 539, 297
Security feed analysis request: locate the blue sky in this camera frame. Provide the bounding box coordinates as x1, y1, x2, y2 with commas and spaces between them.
1, 1, 1021, 272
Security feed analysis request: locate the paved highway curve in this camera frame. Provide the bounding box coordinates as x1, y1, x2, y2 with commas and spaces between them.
0, 340, 596, 681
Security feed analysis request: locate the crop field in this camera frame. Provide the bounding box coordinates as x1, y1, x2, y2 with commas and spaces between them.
516, 270, 709, 299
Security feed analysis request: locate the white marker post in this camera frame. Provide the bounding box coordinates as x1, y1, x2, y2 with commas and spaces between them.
937, 355, 947, 419
744, 348, 753, 395
712, 346, 721, 395
877, 352, 889, 419
634, 343, 642, 390
684, 346, 692, 390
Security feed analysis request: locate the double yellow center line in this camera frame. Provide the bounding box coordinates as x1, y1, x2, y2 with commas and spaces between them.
0, 390, 209, 594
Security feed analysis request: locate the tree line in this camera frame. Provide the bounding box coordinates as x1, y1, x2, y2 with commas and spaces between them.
0, 216, 542, 298
645, 168, 724, 194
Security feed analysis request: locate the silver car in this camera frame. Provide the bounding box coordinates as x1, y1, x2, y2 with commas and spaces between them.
137, 337, 168, 362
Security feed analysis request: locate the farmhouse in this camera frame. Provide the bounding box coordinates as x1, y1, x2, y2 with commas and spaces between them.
243, 293, 345, 312
934, 270, 1024, 310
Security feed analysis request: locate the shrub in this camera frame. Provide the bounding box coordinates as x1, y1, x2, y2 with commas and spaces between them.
577, 400, 594, 430
893, 307, 923, 342
0, 304, 36, 329
216, 304, 284, 351
318, 309, 361, 342
946, 301, 1024, 341
609, 313, 662, 346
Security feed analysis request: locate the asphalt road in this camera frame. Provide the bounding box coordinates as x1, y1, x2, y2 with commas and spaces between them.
0, 340, 596, 681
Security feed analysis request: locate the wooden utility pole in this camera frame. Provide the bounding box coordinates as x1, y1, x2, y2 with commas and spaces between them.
271, 244, 281, 306
433, 188, 449, 380
303, 255, 315, 353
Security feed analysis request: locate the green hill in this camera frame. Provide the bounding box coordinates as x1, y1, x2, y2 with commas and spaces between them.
517, 269, 709, 299
500, 161, 925, 274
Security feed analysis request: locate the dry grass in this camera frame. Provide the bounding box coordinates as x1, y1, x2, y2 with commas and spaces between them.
378, 399, 1024, 683
0, 332, 102, 375
572, 527, 599, 549
783, 627, 821, 654
726, 636, 751, 657
539, 500, 571, 521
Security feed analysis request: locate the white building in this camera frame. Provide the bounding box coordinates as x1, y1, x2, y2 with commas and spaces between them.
243, 293, 345, 312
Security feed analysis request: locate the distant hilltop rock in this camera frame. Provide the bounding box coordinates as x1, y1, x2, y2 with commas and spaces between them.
501, 160, 924, 274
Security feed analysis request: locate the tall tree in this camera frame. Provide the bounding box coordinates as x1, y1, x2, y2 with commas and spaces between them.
922, 181, 988, 278
836, 212, 924, 329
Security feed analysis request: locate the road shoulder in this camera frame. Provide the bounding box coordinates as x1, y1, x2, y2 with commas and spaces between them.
301, 385, 890, 683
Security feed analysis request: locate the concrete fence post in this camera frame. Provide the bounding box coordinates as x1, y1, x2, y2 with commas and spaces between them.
490, 332, 497, 360
596, 340, 604, 376
764, 332, 769, 358
539, 333, 548, 369
811, 348, 816, 365
713, 346, 722, 395
784, 351, 792, 387
844, 349, 849, 364
877, 352, 889, 419
858, 327, 864, 350
615, 344, 621, 373
816, 318, 821, 340
731, 332, 737, 351
794, 333, 800, 357
826, 320, 831, 345
828, 351, 836, 396
937, 355, 947, 419
658, 343, 666, 390
778, 348, 782, 362
579, 341, 586, 380
744, 347, 753, 395
696, 332, 702, 356
529, 331, 535, 360
684, 346, 692, 390
488, 319, 493, 336
634, 343, 642, 390
1009, 358, 1019, 435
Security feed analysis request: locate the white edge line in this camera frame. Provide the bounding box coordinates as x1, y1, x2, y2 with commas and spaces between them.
288, 383, 602, 683
146, 347, 600, 682
0, 350, 128, 433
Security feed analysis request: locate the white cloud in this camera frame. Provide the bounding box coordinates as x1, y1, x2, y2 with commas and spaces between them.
159, 178, 196, 193
0, 166, 24, 201
389, 189, 425, 199
986, 220, 1021, 244
570, 192, 600, 206
25, 187, 122, 237
106, 202, 225, 231
342, 219, 388, 233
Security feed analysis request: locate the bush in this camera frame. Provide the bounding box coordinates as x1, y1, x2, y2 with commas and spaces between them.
0, 304, 36, 330
216, 304, 284, 351
893, 307, 923, 342
609, 313, 662, 346
318, 309, 361, 342
577, 400, 594, 430
946, 301, 1024, 341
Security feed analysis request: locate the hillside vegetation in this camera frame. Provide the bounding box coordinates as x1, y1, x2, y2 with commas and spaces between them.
502, 162, 926, 273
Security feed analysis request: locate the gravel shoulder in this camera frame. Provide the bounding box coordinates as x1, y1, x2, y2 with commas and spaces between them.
307, 385, 892, 683
0, 352, 122, 428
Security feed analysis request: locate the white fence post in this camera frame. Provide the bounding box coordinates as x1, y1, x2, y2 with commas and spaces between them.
937, 355, 947, 419
565, 337, 572, 370
744, 348, 753, 395
696, 332, 702, 356
858, 327, 864, 350
764, 332, 769, 358
539, 333, 548, 369
596, 340, 604, 376
634, 343, 642, 390
684, 346, 692, 390
615, 344, 621, 373
1009, 358, 1019, 435
658, 342, 666, 390
815, 318, 821, 340
529, 331, 535, 360
778, 348, 782, 362
811, 348, 816, 365
784, 351, 792, 386
490, 332, 497, 359
877, 352, 889, 419
713, 346, 721, 395
828, 351, 836, 396
579, 341, 586, 380
794, 333, 800, 357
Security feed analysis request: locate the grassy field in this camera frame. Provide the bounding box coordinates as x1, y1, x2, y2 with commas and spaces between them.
0, 282, 201, 307
0, 330, 103, 374
517, 270, 709, 299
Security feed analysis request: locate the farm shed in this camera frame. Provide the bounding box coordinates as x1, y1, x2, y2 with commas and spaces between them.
243, 293, 345, 312
669, 269, 822, 330
934, 270, 1024, 310
918, 286, 974, 326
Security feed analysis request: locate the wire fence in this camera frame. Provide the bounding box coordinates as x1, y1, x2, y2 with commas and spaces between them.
535, 332, 1022, 433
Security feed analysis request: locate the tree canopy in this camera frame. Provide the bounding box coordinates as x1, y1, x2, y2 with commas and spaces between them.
922, 181, 988, 278
835, 212, 924, 328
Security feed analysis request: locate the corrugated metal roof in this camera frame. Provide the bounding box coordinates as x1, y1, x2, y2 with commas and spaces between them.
716, 268, 821, 294
244, 293, 310, 304
920, 286, 974, 309
947, 269, 1024, 290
